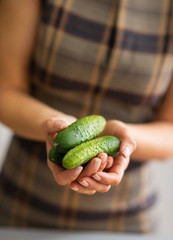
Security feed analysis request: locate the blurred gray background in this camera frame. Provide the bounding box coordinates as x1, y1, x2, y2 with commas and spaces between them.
0, 122, 173, 237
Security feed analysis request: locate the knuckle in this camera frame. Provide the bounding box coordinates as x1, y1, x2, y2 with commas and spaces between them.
54, 177, 66, 186
121, 127, 129, 137
116, 177, 121, 185
99, 152, 107, 158
88, 190, 96, 195
114, 177, 121, 185
112, 174, 122, 186
45, 118, 53, 129
131, 139, 137, 151
100, 186, 111, 193
53, 173, 68, 186
113, 120, 126, 128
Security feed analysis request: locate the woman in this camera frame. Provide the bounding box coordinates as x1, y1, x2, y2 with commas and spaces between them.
0, 0, 173, 233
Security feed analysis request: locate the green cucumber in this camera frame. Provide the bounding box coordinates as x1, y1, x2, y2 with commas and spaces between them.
62, 136, 120, 169
54, 115, 106, 153
48, 146, 65, 165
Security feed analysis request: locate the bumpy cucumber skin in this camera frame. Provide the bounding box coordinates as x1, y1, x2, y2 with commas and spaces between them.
62, 136, 120, 169
54, 115, 106, 153
48, 146, 65, 165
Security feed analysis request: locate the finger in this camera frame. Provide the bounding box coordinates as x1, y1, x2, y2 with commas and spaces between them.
78, 177, 111, 193
97, 153, 107, 171
112, 121, 136, 158
48, 160, 83, 185
105, 156, 114, 169
70, 182, 96, 195
42, 118, 69, 145
99, 120, 136, 159
43, 118, 68, 134
77, 157, 101, 180
92, 154, 129, 186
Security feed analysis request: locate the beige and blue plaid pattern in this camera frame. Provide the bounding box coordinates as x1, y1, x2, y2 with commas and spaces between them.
0, 0, 173, 233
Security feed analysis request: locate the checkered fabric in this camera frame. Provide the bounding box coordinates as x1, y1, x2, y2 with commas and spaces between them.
0, 0, 173, 233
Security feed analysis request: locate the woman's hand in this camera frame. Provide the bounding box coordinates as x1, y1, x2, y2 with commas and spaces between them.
100, 120, 137, 159
41, 116, 84, 185
70, 152, 114, 195
41, 116, 109, 190
70, 120, 136, 194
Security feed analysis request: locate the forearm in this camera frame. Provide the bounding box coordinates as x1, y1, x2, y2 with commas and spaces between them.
0, 89, 68, 141
128, 121, 173, 161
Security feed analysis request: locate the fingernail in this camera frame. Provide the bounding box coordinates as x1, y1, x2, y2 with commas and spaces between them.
60, 122, 67, 129
92, 174, 101, 181
93, 159, 101, 169
99, 153, 107, 159
122, 146, 131, 158
74, 166, 83, 175
55, 121, 67, 130
71, 186, 79, 191
79, 180, 89, 187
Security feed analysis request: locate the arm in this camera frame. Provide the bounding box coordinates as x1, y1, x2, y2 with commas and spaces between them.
96, 77, 173, 162
0, 0, 109, 194
71, 78, 173, 192
0, 0, 74, 141
129, 76, 173, 161
0, 0, 82, 184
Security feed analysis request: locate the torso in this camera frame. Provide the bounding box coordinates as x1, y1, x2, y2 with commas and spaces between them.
0, 0, 173, 233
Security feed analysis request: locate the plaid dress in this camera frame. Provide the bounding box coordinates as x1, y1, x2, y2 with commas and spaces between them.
0, 0, 173, 233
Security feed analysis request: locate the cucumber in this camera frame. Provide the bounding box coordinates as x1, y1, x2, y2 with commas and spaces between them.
54, 115, 106, 153
62, 136, 120, 169
48, 146, 65, 165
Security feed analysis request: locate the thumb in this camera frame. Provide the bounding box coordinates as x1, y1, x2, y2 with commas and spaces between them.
41, 118, 69, 145
46, 118, 69, 133
119, 137, 136, 158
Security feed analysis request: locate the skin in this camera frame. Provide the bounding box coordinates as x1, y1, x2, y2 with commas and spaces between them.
0, 0, 173, 195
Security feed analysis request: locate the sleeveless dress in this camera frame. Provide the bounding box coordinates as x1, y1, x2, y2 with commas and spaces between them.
0, 0, 173, 233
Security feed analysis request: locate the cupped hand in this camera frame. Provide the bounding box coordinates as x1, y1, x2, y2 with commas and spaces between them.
70, 152, 113, 195
41, 116, 110, 190
41, 116, 83, 185
70, 120, 136, 194
100, 120, 137, 159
